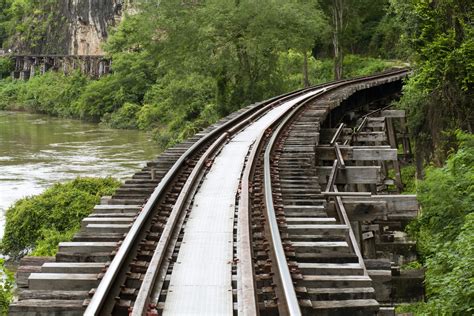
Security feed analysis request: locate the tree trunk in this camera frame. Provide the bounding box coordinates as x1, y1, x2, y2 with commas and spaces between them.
303, 51, 310, 88
331, 0, 344, 80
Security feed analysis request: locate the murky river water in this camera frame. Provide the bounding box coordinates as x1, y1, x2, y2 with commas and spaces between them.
0, 111, 161, 236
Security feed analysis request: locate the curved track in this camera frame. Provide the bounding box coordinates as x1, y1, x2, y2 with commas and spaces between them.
10, 69, 416, 316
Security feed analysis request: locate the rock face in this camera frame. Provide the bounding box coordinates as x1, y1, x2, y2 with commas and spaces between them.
15, 0, 129, 55
64, 0, 124, 55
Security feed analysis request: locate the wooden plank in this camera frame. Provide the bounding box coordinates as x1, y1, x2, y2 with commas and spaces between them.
316, 146, 397, 161
352, 147, 396, 161
320, 128, 353, 142
342, 195, 418, 211
317, 166, 381, 184
381, 110, 405, 118
327, 200, 387, 221
353, 132, 387, 143
320, 131, 387, 143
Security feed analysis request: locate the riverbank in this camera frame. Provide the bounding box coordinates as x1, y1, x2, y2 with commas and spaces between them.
0, 110, 161, 236
0, 55, 403, 149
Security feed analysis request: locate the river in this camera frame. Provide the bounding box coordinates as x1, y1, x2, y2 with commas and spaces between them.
0, 111, 161, 237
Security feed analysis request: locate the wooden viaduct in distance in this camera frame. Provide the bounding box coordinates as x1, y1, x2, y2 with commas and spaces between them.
4, 54, 111, 80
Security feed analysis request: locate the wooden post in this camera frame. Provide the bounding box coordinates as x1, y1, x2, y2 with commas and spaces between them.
386, 117, 403, 192
362, 230, 376, 259
351, 221, 362, 249
400, 116, 413, 158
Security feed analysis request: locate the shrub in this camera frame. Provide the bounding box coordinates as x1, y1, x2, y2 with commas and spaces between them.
1, 177, 121, 259
401, 164, 417, 194
405, 131, 474, 314
139, 72, 218, 147
103, 102, 141, 129
0, 57, 13, 78
0, 78, 22, 110
0, 259, 13, 315
0, 71, 88, 116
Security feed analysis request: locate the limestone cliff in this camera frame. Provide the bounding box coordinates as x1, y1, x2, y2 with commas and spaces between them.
12, 0, 131, 55
64, 0, 124, 55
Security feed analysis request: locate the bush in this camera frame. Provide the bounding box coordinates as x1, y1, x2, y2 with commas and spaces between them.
0, 259, 13, 315
75, 51, 157, 121
0, 78, 22, 110
1, 177, 121, 259
0, 57, 13, 78
0, 71, 88, 116
103, 102, 141, 129
139, 72, 218, 147
405, 131, 474, 314
401, 164, 417, 194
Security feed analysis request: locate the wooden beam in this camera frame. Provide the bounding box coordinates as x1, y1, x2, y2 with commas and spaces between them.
324, 160, 338, 193
317, 166, 381, 184
327, 195, 418, 221
381, 110, 405, 118
353, 132, 387, 143
366, 117, 385, 129
320, 130, 387, 143
342, 195, 418, 211
327, 200, 387, 221
320, 128, 352, 142
386, 117, 403, 192
316, 146, 397, 161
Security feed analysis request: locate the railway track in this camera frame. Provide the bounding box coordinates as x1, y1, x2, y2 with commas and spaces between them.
10, 69, 422, 316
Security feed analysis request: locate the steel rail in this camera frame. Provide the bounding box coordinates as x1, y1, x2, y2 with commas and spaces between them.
236, 139, 261, 316
263, 89, 335, 315
262, 69, 409, 315
85, 68, 409, 315
234, 89, 333, 315
130, 86, 328, 315
131, 78, 352, 316
84, 80, 331, 315
131, 131, 230, 315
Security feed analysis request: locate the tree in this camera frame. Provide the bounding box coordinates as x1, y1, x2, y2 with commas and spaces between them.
106, 0, 327, 144
391, 0, 474, 169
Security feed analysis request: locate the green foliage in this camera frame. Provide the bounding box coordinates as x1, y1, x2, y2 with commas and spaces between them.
103, 102, 141, 129
0, 57, 12, 78
392, 0, 474, 164
400, 260, 422, 271
1, 177, 121, 259
0, 259, 13, 315
139, 72, 218, 146
401, 164, 417, 194
75, 51, 158, 121
278, 51, 400, 92
0, 77, 21, 110
31, 228, 76, 257
1, 0, 63, 53
406, 132, 474, 314
0, 71, 88, 116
